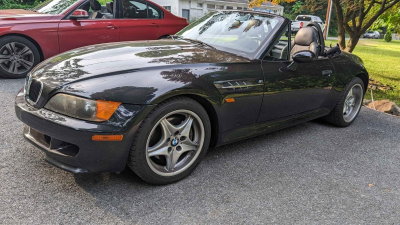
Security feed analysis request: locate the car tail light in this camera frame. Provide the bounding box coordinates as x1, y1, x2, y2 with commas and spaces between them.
300, 22, 304, 28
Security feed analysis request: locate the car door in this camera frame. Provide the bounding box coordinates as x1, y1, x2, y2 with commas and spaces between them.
258, 26, 334, 122
58, 1, 120, 53
119, 0, 162, 41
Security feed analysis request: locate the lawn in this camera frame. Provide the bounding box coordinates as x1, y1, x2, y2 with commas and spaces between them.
328, 39, 400, 105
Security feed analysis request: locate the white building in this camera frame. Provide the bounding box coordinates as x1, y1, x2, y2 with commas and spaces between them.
152, 0, 284, 21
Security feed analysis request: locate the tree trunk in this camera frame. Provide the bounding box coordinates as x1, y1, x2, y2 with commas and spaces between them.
332, 0, 346, 50
345, 35, 361, 52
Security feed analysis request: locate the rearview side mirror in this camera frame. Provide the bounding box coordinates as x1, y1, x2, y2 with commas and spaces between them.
287, 50, 316, 71
292, 50, 316, 63
70, 9, 89, 20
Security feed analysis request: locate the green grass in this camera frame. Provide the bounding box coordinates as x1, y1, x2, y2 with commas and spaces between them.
328, 39, 400, 105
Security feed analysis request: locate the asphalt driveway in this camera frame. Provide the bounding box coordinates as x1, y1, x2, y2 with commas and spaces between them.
1, 78, 400, 224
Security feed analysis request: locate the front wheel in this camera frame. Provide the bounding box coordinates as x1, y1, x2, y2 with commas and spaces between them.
0, 36, 41, 79
127, 97, 211, 185
323, 77, 365, 127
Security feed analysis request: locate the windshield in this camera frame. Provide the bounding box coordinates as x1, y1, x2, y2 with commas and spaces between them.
296, 16, 312, 21
32, 0, 80, 15
176, 11, 283, 59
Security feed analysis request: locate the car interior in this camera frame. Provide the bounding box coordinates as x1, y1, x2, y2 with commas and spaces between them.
122, 0, 161, 19
79, 0, 114, 19
268, 23, 338, 61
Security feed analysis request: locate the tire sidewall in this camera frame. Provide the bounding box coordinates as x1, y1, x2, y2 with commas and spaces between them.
0, 36, 41, 79
337, 77, 365, 126
129, 98, 211, 184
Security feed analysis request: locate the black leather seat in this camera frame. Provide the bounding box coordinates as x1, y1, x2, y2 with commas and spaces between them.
290, 27, 319, 58
88, 0, 103, 19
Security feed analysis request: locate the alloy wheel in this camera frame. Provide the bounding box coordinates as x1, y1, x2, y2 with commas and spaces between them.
343, 84, 363, 123
146, 110, 205, 177
0, 42, 34, 75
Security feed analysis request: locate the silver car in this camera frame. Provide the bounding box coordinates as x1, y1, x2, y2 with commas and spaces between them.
363, 31, 380, 39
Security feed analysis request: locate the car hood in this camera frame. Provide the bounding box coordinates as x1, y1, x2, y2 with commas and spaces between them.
30, 39, 249, 90
0, 9, 53, 21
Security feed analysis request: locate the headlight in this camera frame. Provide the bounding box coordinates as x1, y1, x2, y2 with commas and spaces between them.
44, 94, 121, 122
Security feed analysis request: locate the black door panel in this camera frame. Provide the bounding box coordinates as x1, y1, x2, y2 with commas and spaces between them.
258, 59, 335, 122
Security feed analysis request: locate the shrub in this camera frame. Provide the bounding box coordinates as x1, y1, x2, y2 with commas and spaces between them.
385, 30, 392, 42
0, 0, 39, 10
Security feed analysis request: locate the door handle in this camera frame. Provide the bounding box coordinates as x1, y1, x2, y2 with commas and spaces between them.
322, 70, 332, 76
106, 24, 118, 30
150, 23, 160, 27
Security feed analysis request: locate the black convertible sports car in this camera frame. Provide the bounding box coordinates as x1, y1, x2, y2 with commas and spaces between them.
15, 11, 368, 184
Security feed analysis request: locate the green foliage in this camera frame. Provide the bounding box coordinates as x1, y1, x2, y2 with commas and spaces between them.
0, 0, 40, 9
350, 39, 400, 105
385, 30, 393, 42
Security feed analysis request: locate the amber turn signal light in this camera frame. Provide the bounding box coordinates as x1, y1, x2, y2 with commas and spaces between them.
96, 100, 121, 120
92, 135, 123, 141
225, 98, 235, 103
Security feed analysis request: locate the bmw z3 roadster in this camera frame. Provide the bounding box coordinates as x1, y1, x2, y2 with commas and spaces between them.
15, 11, 368, 184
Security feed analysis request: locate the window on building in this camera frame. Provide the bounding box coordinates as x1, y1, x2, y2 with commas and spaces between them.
182, 9, 190, 21
207, 4, 215, 9
163, 6, 171, 12
237, 7, 243, 10
226, 6, 233, 10
197, 3, 203, 8
244, 8, 248, 10
216, 5, 224, 9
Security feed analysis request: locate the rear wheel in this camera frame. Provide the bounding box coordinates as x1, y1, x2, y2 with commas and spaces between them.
0, 36, 41, 79
323, 77, 365, 127
127, 97, 211, 185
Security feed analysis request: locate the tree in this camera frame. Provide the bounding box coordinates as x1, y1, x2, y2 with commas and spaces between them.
248, 0, 295, 9
332, 0, 400, 52
370, 4, 400, 33
250, 0, 400, 52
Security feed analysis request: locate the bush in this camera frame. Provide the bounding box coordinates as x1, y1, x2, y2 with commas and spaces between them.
385, 30, 393, 42
0, 0, 39, 10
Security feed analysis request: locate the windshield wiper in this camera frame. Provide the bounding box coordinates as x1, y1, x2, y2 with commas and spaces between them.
182, 38, 216, 49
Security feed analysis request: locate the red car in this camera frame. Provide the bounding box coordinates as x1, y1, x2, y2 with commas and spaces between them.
0, 0, 188, 78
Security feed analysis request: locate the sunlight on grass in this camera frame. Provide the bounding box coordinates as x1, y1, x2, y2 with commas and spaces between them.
352, 39, 400, 105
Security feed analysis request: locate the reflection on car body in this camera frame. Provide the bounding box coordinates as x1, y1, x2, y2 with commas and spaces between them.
15, 11, 369, 184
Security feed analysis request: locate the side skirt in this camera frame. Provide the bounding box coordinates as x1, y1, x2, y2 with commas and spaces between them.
216, 108, 331, 146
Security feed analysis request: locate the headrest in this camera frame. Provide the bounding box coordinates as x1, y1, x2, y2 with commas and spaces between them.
90, 0, 101, 11
106, 2, 113, 14
294, 27, 319, 46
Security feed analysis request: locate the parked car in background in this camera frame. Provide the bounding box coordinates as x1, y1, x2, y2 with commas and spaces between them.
363, 31, 380, 39
16, 11, 368, 184
291, 15, 325, 33
0, 0, 188, 79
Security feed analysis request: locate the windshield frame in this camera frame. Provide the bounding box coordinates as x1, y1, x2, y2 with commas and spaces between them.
32, 0, 82, 15
176, 11, 286, 60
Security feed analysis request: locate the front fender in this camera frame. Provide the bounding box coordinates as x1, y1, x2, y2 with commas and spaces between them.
56, 64, 225, 106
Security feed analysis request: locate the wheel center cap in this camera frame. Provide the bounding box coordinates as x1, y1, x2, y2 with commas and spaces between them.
171, 138, 179, 146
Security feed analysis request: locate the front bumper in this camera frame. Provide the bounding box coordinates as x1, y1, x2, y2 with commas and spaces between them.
15, 90, 149, 173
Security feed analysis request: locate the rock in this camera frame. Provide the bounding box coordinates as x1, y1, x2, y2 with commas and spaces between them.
363, 99, 372, 105
393, 104, 400, 116
366, 100, 395, 113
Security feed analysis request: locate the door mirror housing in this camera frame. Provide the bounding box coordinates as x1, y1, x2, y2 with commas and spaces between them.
70, 9, 89, 20
292, 50, 316, 63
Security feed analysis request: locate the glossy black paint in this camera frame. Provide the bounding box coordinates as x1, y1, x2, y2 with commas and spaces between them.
15, 11, 368, 173
292, 50, 316, 63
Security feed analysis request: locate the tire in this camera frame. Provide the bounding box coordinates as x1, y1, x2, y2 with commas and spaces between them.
323, 77, 365, 127
0, 36, 41, 79
127, 97, 211, 185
